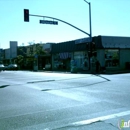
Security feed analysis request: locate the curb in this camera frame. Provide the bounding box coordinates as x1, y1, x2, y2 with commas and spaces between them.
11, 70, 130, 74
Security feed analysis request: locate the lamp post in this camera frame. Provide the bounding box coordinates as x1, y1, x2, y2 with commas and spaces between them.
84, 0, 92, 71
84, 0, 92, 42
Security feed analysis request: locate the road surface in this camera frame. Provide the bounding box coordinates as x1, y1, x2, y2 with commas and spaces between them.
0, 71, 130, 130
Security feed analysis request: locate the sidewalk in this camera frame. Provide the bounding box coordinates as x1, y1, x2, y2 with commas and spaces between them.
77, 68, 130, 74
104, 69, 130, 74
32, 69, 130, 75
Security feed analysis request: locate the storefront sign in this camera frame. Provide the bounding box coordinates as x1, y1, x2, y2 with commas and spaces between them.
75, 37, 91, 44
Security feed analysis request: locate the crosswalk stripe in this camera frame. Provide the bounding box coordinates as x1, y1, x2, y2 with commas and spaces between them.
72, 110, 130, 126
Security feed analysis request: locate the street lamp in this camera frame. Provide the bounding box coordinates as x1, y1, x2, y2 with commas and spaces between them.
84, 0, 92, 42
84, 0, 92, 71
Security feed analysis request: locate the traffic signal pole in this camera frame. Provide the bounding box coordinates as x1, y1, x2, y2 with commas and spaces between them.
24, 7, 92, 71
23, 8, 91, 37
84, 0, 92, 71
29, 14, 90, 37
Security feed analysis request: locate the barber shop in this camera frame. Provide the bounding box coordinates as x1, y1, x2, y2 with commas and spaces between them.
51, 38, 88, 71
51, 35, 130, 72
93, 36, 130, 71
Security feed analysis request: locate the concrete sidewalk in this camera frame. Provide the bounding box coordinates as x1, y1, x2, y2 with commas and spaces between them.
76, 68, 130, 74
104, 69, 130, 74
32, 69, 130, 75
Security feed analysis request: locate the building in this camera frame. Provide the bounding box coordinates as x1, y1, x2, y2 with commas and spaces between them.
3, 48, 10, 65
10, 41, 18, 60
93, 36, 130, 70
51, 39, 87, 71
17, 46, 27, 56
24, 43, 53, 70
0, 48, 4, 63
2, 36, 130, 72
51, 35, 130, 72
42, 43, 54, 68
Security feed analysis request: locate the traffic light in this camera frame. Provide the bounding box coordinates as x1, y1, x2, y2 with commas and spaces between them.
92, 42, 96, 50
89, 42, 96, 57
86, 43, 89, 50
90, 42, 96, 51
24, 9, 29, 22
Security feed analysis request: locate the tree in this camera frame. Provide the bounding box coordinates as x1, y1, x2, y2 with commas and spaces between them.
17, 47, 27, 57
16, 55, 24, 69
25, 42, 46, 70
34, 44, 46, 56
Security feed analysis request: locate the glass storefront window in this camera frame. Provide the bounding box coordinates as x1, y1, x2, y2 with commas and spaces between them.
105, 49, 119, 67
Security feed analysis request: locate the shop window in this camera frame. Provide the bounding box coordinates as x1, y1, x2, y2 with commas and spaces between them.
105, 49, 119, 67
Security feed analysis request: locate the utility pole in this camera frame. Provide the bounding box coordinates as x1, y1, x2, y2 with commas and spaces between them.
84, 0, 92, 70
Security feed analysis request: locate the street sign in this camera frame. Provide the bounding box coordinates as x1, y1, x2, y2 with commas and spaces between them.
75, 37, 91, 44
39, 20, 58, 25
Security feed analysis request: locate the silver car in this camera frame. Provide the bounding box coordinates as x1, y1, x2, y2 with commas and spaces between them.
0, 64, 5, 71
7, 64, 18, 70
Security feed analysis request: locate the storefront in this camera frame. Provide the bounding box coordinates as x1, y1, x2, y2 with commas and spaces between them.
53, 52, 71, 71
74, 51, 89, 70
94, 36, 130, 71
51, 35, 130, 72
105, 49, 119, 67
51, 39, 87, 71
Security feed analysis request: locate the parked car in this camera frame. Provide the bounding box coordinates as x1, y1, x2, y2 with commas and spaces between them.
45, 63, 51, 70
43, 63, 51, 70
0, 64, 5, 71
4, 65, 8, 70
7, 64, 18, 70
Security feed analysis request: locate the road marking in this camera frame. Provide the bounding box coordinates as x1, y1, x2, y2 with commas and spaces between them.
27, 80, 55, 84
71, 110, 130, 126
45, 110, 130, 130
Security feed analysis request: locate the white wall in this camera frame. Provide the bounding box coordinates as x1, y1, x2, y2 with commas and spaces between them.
97, 49, 105, 67
120, 49, 130, 69
10, 41, 18, 58
5, 49, 10, 59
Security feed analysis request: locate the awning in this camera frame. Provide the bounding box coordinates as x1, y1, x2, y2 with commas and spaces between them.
59, 52, 71, 59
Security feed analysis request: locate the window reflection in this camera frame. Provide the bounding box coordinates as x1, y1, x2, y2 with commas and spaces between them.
105, 49, 119, 67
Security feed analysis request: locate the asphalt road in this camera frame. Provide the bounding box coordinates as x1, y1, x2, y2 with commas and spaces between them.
0, 71, 130, 130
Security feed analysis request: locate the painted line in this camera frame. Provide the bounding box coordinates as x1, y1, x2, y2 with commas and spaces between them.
47, 110, 130, 130
72, 110, 130, 126
27, 80, 55, 84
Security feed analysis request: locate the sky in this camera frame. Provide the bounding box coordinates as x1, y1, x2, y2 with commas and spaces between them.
0, 0, 130, 49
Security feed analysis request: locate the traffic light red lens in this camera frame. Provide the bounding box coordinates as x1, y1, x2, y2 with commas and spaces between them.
24, 9, 29, 22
